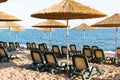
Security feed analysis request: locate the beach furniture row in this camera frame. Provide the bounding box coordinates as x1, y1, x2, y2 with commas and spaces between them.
28, 49, 105, 80
0, 41, 25, 52
25, 42, 116, 63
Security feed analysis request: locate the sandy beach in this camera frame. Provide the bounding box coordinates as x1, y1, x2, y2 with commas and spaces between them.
0, 50, 120, 80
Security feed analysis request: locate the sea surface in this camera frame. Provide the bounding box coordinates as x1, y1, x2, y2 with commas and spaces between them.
0, 28, 120, 52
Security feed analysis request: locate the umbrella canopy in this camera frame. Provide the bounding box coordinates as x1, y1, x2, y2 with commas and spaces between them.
73, 23, 95, 30
0, 22, 23, 28
31, 0, 107, 19
0, 22, 24, 42
91, 13, 120, 58
73, 23, 95, 45
91, 13, 120, 27
31, 0, 107, 67
0, 0, 7, 3
10, 27, 25, 32
35, 27, 54, 48
32, 20, 67, 28
35, 27, 54, 31
32, 20, 66, 49
10, 27, 25, 42
0, 11, 21, 21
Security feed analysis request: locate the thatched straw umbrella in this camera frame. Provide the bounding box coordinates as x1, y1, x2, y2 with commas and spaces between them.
35, 27, 54, 48
73, 23, 96, 45
92, 13, 120, 58
32, 20, 67, 49
0, 22, 23, 28
10, 27, 25, 42
0, 22, 24, 42
31, 0, 107, 19
32, 20, 67, 28
0, 0, 7, 3
0, 11, 21, 41
0, 11, 21, 21
31, 0, 107, 66
0, 11, 21, 32
10, 27, 25, 32
35, 27, 54, 31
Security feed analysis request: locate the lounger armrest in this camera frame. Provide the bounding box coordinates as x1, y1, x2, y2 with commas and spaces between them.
58, 62, 67, 67
90, 66, 105, 75
8, 54, 18, 59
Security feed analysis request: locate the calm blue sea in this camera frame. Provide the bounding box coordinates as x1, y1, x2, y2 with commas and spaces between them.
0, 28, 120, 51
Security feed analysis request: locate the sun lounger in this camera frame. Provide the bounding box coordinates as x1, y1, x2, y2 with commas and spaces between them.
0, 46, 19, 63
69, 44, 81, 55
69, 54, 103, 80
44, 52, 67, 74
26, 42, 31, 50
28, 50, 45, 71
82, 48, 94, 62
15, 42, 25, 51
94, 49, 114, 64
52, 45, 64, 58
8, 42, 16, 52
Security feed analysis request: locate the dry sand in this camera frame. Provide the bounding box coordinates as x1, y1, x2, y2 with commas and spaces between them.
0, 50, 120, 80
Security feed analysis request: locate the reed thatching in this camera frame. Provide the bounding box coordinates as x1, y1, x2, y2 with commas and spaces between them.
73, 23, 95, 30
31, 0, 107, 19
92, 13, 120, 27
32, 20, 67, 28
0, 0, 7, 3
0, 22, 23, 28
0, 11, 21, 21
10, 28, 25, 32
35, 28, 54, 32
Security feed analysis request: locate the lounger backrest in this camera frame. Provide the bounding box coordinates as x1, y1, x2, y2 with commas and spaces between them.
31, 50, 44, 64
9, 42, 15, 49
61, 46, 67, 55
31, 43, 37, 49
38, 44, 45, 52
52, 45, 60, 54
15, 42, 20, 48
0, 46, 8, 57
94, 49, 104, 59
0, 41, 4, 47
91, 46, 99, 52
117, 47, 120, 57
44, 52, 57, 66
70, 44, 76, 51
72, 55, 89, 70
4, 42, 8, 48
42, 43, 47, 50
83, 48, 92, 57
26, 42, 31, 49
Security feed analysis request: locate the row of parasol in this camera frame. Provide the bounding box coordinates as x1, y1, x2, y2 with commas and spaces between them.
30, 0, 120, 63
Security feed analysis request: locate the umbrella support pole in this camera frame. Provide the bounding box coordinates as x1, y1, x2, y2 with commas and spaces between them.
9, 27, 11, 42
66, 20, 69, 70
49, 31, 52, 50
16, 32, 18, 42
44, 31, 46, 43
83, 29, 85, 45
115, 27, 118, 60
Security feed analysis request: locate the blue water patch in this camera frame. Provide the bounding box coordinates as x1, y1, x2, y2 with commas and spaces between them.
0, 28, 120, 51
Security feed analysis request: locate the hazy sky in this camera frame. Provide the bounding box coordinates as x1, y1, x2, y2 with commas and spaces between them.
0, 0, 120, 29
